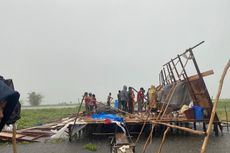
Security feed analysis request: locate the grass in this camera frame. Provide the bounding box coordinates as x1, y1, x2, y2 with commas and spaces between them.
217, 99, 230, 121
17, 107, 78, 129
47, 138, 65, 144
83, 143, 98, 151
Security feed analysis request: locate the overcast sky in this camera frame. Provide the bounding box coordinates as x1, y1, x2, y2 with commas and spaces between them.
0, 0, 229, 104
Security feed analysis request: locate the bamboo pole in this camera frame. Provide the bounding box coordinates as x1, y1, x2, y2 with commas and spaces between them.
152, 121, 205, 135
135, 110, 151, 144
157, 127, 170, 153
141, 84, 177, 153
142, 123, 154, 153
200, 60, 230, 153
12, 124, 17, 153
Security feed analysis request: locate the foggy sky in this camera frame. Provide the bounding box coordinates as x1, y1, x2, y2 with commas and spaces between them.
0, 0, 229, 104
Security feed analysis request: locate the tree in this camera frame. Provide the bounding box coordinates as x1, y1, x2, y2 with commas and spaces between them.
28, 92, 43, 106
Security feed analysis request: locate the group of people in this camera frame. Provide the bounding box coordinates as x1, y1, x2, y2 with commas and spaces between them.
83, 92, 97, 113
117, 85, 157, 114
83, 85, 157, 114
117, 85, 143, 114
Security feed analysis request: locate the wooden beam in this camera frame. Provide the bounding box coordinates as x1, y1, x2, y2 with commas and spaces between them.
188, 70, 214, 81
152, 121, 206, 135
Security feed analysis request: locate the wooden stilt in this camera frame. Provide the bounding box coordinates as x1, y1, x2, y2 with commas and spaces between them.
214, 123, 219, 136
194, 122, 197, 130
12, 124, 17, 153
203, 122, 207, 132
141, 123, 154, 153
157, 127, 170, 153
200, 60, 230, 153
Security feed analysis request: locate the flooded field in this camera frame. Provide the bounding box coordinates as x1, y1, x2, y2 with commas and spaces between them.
1, 132, 230, 153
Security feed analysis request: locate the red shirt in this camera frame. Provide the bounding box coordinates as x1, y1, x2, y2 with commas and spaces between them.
91, 97, 97, 107
84, 96, 91, 105
137, 91, 144, 102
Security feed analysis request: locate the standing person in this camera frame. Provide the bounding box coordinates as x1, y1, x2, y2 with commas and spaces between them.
120, 85, 128, 111
137, 87, 145, 112
128, 87, 135, 114
117, 90, 121, 109
84, 92, 90, 113
107, 92, 113, 106
145, 88, 150, 111
148, 85, 157, 111
89, 94, 97, 112
88, 93, 93, 111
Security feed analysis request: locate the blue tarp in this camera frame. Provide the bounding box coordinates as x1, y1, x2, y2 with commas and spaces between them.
91, 113, 124, 122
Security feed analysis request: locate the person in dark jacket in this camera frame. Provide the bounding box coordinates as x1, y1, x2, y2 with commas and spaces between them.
128, 87, 135, 114
0, 79, 20, 132
120, 86, 128, 111
117, 90, 121, 109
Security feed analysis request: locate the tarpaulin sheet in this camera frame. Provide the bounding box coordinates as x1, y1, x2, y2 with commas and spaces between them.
158, 81, 192, 110
91, 113, 124, 122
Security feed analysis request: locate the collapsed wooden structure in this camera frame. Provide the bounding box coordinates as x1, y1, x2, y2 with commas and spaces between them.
1, 41, 229, 153
66, 41, 226, 153
159, 41, 221, 135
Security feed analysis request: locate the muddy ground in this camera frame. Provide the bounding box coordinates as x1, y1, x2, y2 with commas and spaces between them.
0, 132, 230, 153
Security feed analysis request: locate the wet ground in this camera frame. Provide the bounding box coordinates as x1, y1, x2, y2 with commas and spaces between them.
1, 132, 230, 153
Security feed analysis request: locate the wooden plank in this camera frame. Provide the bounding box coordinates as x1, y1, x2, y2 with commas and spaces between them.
188, 70, 214, 81
19, 136, 36, 141
21, 130, 54, 136
0, 132, 24, 139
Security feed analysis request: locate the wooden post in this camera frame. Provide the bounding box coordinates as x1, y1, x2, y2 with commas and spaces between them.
200, 60, 230, 153
157, 127, 170, 153
12, 124, 17, 153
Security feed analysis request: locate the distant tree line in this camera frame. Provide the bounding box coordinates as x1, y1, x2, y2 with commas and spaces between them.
28, 92, 43, 106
